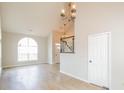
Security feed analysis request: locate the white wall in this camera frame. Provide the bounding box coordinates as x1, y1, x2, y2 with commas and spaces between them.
0, 17, 2, 75
47, 32, 53, 64
2, 31, 48, 68
1, 3, 64, 37
60, 3, 124, 89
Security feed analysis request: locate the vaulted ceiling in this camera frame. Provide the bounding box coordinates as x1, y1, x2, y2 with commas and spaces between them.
0, 3, 64, 37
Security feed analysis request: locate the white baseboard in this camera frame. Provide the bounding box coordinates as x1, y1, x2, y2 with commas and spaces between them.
60, 70, 89, 84
3, 62, 48, 69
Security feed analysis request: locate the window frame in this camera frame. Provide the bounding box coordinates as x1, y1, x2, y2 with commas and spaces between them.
18, 37, 38, 62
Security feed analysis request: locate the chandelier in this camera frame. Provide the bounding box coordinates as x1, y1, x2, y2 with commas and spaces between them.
60, 2, 76, 24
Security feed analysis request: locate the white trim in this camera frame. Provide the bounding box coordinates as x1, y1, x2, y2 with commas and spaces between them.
88, 32, 111, 37
2, 62, 48, 69
108, 32, 112, 90
60, 70, 89, 84
88, 32, 111, 89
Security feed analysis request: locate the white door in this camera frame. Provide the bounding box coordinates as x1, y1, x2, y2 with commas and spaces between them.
88, 32, 110, 88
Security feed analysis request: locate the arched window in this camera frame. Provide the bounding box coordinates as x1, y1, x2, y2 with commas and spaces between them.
18, 37, 38, 62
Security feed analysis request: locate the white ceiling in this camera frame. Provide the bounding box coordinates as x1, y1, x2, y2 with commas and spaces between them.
0, 3, 64, 37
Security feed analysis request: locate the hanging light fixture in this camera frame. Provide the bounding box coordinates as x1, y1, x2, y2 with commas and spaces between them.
60, 3, 76, 38
60, 9, 65, 17
60, 2, 76, 22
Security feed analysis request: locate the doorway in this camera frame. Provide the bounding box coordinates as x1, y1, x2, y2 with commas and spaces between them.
88, 32, 111, 88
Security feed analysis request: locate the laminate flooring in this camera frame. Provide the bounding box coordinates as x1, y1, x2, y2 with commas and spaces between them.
0, 64, 104, 90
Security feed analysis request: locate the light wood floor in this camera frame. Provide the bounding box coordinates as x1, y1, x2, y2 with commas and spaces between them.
0, 64, 104, 90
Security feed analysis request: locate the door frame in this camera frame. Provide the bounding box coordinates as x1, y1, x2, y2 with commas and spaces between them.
88, 32, 111, 89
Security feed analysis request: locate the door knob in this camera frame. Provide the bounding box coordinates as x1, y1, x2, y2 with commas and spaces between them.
89, 60, 92, 63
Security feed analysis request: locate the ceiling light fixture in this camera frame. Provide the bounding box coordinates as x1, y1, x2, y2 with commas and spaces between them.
60, 2, 76, 23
